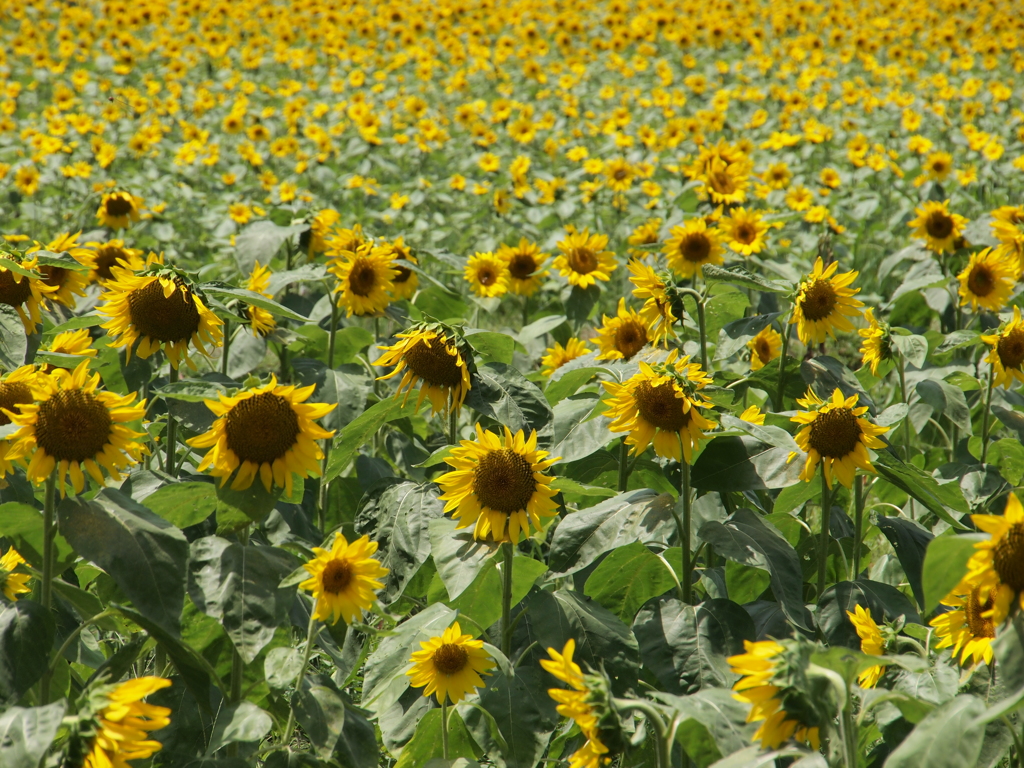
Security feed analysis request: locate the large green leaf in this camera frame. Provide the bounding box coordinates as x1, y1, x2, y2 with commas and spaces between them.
584, 542, 677, 623
702, 264, 789, 293
324, 397, 418, 482
215, 475, 283, 525
715, 312, 785, 361
292, 675, 349, 759
438, 555, 547, 635
205, 283, 309, 322
145, 482, 218, 529
550, 393, 609, 462
464, 362, 552, 434
653, 688, 756, 768
0, 602, 55, 706
917, 379, 972, 434
232, 220, 306, 275
204, 701, 273, 756
0, 702, 66, 768
464, 666, 558, 768
395, 708, 480, 767
817, 581, 920, 650
872, 450, 969, 530
882, 695, 985, 768
545, 366, 606, 405
921, 533, 985, 613
874, 515, 933, 609
466, 331, 515, 364
691, 436, 802, 491
428, 516, 497, 601
0, 502, 76, 573
0, 306, 28, 370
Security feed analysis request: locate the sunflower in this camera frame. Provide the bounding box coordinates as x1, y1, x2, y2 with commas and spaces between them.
244, 261, 277, 337
83, 240, 145, 283
375, 327, 473, 415
82, 677, 172, 768
553, 228, 617, 288
5, 360, 148, 496
858, 308, 892, 376
908, 200, 967, 253
594, 299, 650, 361
981, 306, 1024, 388
604, 158, 635, 192
407, 621, 495, 705
721, 207, 769, 256
41, 329, 99, 372
0, 252, 58, 333
740, 405, 767, 424
663, 219, 724, 279
304, 208, 341, 259
541, 338, 590, 377
0, 365, 42, 428
627, 218, 662, 258
541, 640, 611, 768
187, 376, 335, 495
701, 157, 749, 205
324, 223, 367, 256
328, 242, 397, 317
790, 257, 864, 346
748, 326, 782, 371
790, 388, 888, 490
99, 269, 223, 370
498, 238, 549, 296
464, 251, 510, 299
728, 640, 821, 751
924, 151, 954, 181
931, 584, 996, 667
602, 353, 716, 463
0, 547, 32, 601
628, 260, 676, 345
96, 191, 143, 230
299, 532, 389, 625
380, 237, 419, 300
957, 248, 1015, 313
959, 492, 1024, 627
846, 605, 885, 688
27, 232, 91, 308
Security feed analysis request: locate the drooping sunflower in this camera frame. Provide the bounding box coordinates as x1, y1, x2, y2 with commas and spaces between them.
595, 299, 650, 361
541, 338, 590, 377
790, 388, 888, 490
908, 200, 967, 253
299, 532, 389, 625
99, 269, 223, 370
663, 219, 724, 279
721, 207, 769, 256
96, 191, 143, 230
375, 327, 473, 415
0, 252, 58, 333
603, 353, 716, 463
982, 306, 1024, 388
541, 640, 611, 768
407, 621, 495, 705
244, 261, 277, 337
747, 326, 782, 371
380, 237, 419, 300
84, 239, 145, 283
553, 228, 617, 288
5, 360, 148, 496
790, 257, 864, 346
957, 247, 1015, 313
858, 308, 892, 376
328, 242, 397, 317
959, 492, 1024, 627
846, 605, 885, 688
27, 232, 92, 308
628, 260, 676, 345
0, 547, 32, 601
437, 425, 559, 543
498, 238, 549, 296
464, 251, 510, 299
187, 376, 335, 495
81, 677, 171, 768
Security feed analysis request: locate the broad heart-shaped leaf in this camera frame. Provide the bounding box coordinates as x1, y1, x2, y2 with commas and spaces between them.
0, 502, 76, 573
817, 581, 921, 650
691, 436, 802, 491
921, 533, 986, 613
333, 696, 378, 768
0, 702, 66, 768
145, 482, 218, 529
59, 489, 189, 638
874, 515, 933, 609
291, 674, 349, 759
354, 481, 442, 604
992, 613, 1024, 692
652, 688, 756, 768
232, 220, 307, 275
715, 312, 785, 361
545, 366, 606, 405
890, 332, 930, 369
0, 306, 28, 369
464, 362, 552, 434
204, 701, 273, 756
550, 393, 610, 462
187, 536, 299, 664
916, 379, 972, 435
324, 397, 418, 482
0, 602, 55, 706
565, 283, 600, 327
440, 556, 548, 636
702, 264, 789, 293
464, 666, 558, 768
265, 263, 329, 295
465, 330, 515, 364
800, 355, 875, 415
548, 489, 677, 574
215, 473, 283, 525
395, 708, 480, 767
698, 509, 814, 633
882, 695, 986, 768
428, 516, 497, 601
872, 449, 970, 529
204, 283, 308, 322
633, 597, 754, 695
584, 542, 678, 623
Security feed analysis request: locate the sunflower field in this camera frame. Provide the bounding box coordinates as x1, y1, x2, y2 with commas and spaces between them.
4, 0, 1024, 767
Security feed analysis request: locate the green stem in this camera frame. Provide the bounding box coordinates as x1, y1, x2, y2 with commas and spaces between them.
897, 353, 911, 462
852, 475, 864, 580
327, 295, 340, 369
614, 699, 671, 768
220, 321, 232, 376
48, 609, 116, 676
676, 441, 693, 605
40, 470, 57, 704
441, 699, 450, 759
818, 469, 831, 602
775, 316, 792, 411
501, 542, 513, 658
677, 287, 707, 372
166, 366, 179, 478
281, 609, 320, 753
447, 393, 458, 446
617, 437, 630, 492
980, 369, 995, 465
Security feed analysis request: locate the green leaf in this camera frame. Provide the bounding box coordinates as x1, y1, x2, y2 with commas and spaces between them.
466, 331, 515, 364
233, 220, 306, 275
204, 701, 273, 756
703, 290, 750, 343
702, 264, 789, 293
551, 394, 608, 463
292, 675, 349, 759
874, 515, 933, 609
890, 332, 930, 368
46, 314, 104, 335
0, 258, 40, 279
565, 284, 600, 327
691, 436, 802, 491
31, 251, 91, 271
428, 516, 497, 601
264, 646, 303, 690
215, 476, 284, 525
653, 688, 756, 768
544, 366, 604, 405
0, 602, 55, 706
585, 542, 677, 623
992, 613, 1024, 693
465, 363, 552, 434
59, 489, 189, 638
549, 477, 616, 499
872, 450, 970, 529
988, 439, 1024, 485
330, 327, 376, 365
395, 708, 480, 767
0, 502, 76, 574
917, 379, 972, 434
0, 307, 27, 370
883, 695, 985, 768
715, 312, 785, 361
265, 263, 329, 294
204, 283, 308, 322
817, 580, 920, 649
324, 397, 418, 482
442, 556, 547, 635
156, 380, 228, 403
414, 286, 468, 323
0, 702, 66, 768
464, 667, 558, 768
801, 355, 875, 414
145, 482, 217, 528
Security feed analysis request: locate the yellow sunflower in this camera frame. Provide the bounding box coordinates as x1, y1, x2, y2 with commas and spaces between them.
82, 677, 172, 768
464, 251, 510, 299
628, 260, 676, 345
663, 219, 724, 279
328, 242, 397, 317
83, 239, 146, 283
604, 158, 635, 192
553, 228, 617, 289
0, 547, 32, 601
957, 247, 1015, 313
498, 238, 549, 296
931, 584, 996, 668
380, 237, 419, 300
595, 299, 650, 361
325, 223, 367, 256
627, 218, 662, 258
959, 492, 1024, 627
982, 306, 1024, 388
407, 621, 495, 705
244, 261, 277, 337
721, 207, 769, 256
41, 329, 99, 373
0, 252, 58, 333
790, 388, 888, 490
748, 326, 782, 371
846, 605, 885, 688
299, 532, 389, 625
304, 208, 341, 259
5, 360, 147, 496
187, 376, 335, 495
375, 327, 473, 415
99, 269, 224, 370
541, 338, 590, 377
541, 640, 611, 768
908, 200, 967, 253
701, 157, 749, 205
790, 257, 864, 346
96, 191, 143, 230
27, 232, 91, 308
602, 352, 716, 463
858, 308, 892, 376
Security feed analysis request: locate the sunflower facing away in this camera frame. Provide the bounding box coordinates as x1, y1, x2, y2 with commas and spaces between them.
0, 547, 32, 601
28, 231, 92, 308
790, 257, 864, 346
81, 677, 171, 768
553, 228, 617, 288
628, 260, 676, 345
437, 425, 559, 543
328, 242, 397, 317
982, 306, 1024, 388
595, 299, 650, 361
5, 360, 147, 496
603, 352, 716, 463
846, 605, 885, 688
663, 218, 724, 279
541, 338, 590, 377
721, 207, 769, 256
187, 376, 335, 495
464, 251, 510, 298
858, 308, 892, 376
99, 269, 223, 370
958, 492, 1024, 627
0, 252, 58, 333
96, 191, 143, 230
958, 247, 1015, 313
790, 388, 888, 490
930, 583, 996, 667
908, 199, 967, 253
407, 621, 495, 705
376, 327, 473, 415
299, 532, 389, 625
498, 238, 549, 296
244, 261, 277, 337
541, 639, 610, 768
748, 326, 782, 371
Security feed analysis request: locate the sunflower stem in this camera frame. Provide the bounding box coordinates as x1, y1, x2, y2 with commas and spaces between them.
220, 320, 232, 376
980, 369, 995, 465
281, 608, 320, 753
447, 393, 458, 446
896, 351, 912, 462
676, 287, 707, 372
327, 293, 340, 369
165, 366, 179, 478
39, 469, 57, 704
613, 699, 671, 768
441, 699, 450, 759
817, 469, 831, 601
775, 316, 792, 411
676, 441, 693, 605
617, 437, 630, 492
501, 542, 514, 659
852, 475, 864, 580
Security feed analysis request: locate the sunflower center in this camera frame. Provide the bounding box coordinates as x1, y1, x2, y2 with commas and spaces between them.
681, 233, 712, 263
806, 406, 862, 458
800, 278, 838, 321
967, 264, 994, 297
223, 392, 301, 465
964, 586, 996, 639
127, 279, 202, 343
508, 253, 537, 280
433, 642, 469, 675
993, 522, 1024, 592
997, 327, 1024, 370
321, 558, 352, 594
613, 168, 629, 181
634, 379, 692, 431
614, 320, 648, 359
34, 389, 112, 463
476, 267, 497, 286
925, 211, 954, 239
0, 381, 34, 427
568, 247, 597, 274
94, 246, 129, 281
393, 260, 412, 284
41, 265, 69, 289
403, 337, 464, 387
472, 448, 536, 514
349, 260, 378, 296
106, 196, 134, 217
735, 224, 756, 244
0, 270, 32, 309
754, 337, 773, 363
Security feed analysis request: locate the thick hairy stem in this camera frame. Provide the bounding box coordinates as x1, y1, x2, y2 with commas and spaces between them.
501, 543, 514, 658
166, 366, 180, 477
40, 470, 57, 703
817, 469, 831, 601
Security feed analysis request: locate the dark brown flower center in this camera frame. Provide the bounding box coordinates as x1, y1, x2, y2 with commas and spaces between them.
0, 269, 32, 309
0, 381, 33, 426
34, 389, 112, 463
321, 558, 352, 594
508, 253, 537, 280
993, 522, 1024, 593
224, 392, 301, 465
41, 265, 69, 290
735, 224, 756, 244
800, 278, 838, 321
634, 379, 692, 431
967, 264, 994, 297
708, 171, 736, 194
127, 278, 201, 343
807, 406, 862, 458
754, 337, 773, 363
94, 246, 130, 281
433, 642, 469, 675
568, 247, 597, 274
925, 211, 954, 240
349, 260, 378, 296
964, 586, 996, 639
393, 258, 413, 284
476, 266, 497, 286
403, 336, 464, 387
106, 195, 134, 217
472, 448, 536, 514
681, 233, 712, 263
613, 168, 629, 181
998, 327, 1024, 370
614, 320, 648, 360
